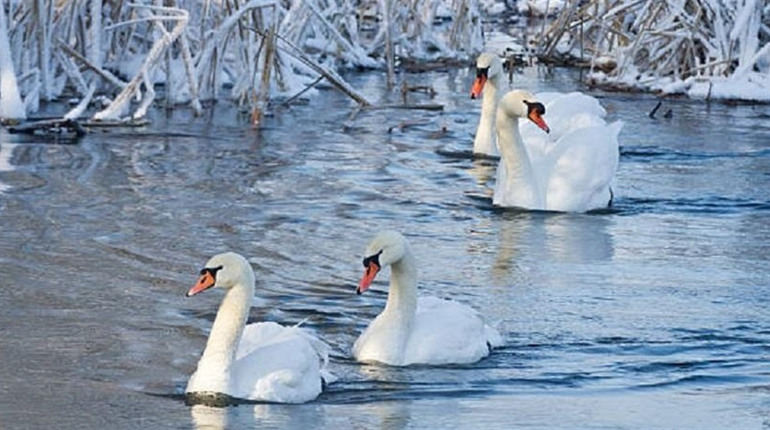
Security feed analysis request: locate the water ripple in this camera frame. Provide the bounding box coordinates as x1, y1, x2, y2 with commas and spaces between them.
621, 145, 770, 162
615, 196, 770, 214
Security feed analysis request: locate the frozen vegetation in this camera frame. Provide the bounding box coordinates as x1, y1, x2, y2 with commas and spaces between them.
1, 0, 769, 124
539, 0, 770, 101
0, 0, 482, 122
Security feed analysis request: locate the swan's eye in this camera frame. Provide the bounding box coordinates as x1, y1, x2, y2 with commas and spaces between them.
476, 67, 489, 78
524, 101, 546, 115
200, 265, 224, 278
362, 250, 383, 268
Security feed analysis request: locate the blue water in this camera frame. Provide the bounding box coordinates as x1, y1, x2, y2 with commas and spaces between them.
0, 66, 768, 429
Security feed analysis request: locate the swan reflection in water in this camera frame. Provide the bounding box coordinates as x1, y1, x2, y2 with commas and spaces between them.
190, 404, 227, 430
356, 400, 411, 430
466, 158, 497, 189
349, 363, 413, 430
190, 402, 327, 429
0, 143, 18, 194
492, 211, 615, 282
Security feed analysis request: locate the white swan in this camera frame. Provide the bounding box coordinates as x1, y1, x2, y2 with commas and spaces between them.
470, 52, 506, 157
494, 90, 622, 212
353, 231, 503, 366
185, 252, 331, 404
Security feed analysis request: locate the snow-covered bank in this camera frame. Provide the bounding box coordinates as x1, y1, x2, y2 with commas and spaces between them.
588, 69, 770, 103
0, 0, 483, 123
541, 0, 770, 102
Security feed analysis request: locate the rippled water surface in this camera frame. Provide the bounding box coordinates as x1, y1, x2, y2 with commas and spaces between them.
1, 67, 769, 429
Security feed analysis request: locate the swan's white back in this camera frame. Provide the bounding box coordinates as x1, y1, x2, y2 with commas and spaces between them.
187, 321, 329, 404
404, 297, 503, 365
354, 297, 503, 366
185, 322, 328, 403
519, 92, 608, 160
545, 122, 622, 211
232, 322, 327, 403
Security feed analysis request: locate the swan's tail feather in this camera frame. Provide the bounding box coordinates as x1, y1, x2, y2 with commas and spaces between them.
289, 322, 338, 385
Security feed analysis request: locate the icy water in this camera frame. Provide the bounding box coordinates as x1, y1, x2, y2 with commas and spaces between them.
1, 67, 769, 429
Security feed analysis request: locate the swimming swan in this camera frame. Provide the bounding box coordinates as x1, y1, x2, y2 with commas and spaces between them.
353, 231, 503, 366
185, 252, 331, 404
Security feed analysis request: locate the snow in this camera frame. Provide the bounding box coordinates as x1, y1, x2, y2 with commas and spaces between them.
521, 0, 565, 17
479, 0, 506, 16
590, 69, 770, 102
686, 73, 770, 102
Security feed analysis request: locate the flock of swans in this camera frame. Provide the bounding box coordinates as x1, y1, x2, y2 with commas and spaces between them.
183, 53, 623, 405
472, 53, 622, 212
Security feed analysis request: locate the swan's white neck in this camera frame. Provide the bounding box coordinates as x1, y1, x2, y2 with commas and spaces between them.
190, 269, 254, 394
495, 114, 543, 208
474, 74, 504, 156
380, 249, 418, 352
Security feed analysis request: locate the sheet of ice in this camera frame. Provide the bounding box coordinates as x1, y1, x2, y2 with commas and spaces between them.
483, 31, 526, 57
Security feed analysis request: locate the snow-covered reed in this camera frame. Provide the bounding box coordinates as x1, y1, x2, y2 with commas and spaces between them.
540, 0, 770, 101
0, 0, 483, 122
0, 2, 24, 120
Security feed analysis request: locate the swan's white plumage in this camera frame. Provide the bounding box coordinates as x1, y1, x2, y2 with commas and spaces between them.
185, 252, 330, 404
494, 89, 622, 212
353, 231, 503, 366
471, 53, 506, 157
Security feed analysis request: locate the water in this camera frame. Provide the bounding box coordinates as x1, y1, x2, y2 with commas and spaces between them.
1, 66, 769, 429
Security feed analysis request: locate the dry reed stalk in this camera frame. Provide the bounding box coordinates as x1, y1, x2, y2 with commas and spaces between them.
381, 0, 395, 87
249, 26, 373, 106
252, 21, 276, 125
57, 39, 128, 88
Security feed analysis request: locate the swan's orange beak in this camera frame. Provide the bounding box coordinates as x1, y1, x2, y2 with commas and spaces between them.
528, 110, 550, 133
470, 75, 487, 99
187, 271, 216, 297
357, 262, 380, 295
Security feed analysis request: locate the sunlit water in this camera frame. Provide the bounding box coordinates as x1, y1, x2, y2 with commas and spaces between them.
1, 66, 769, 429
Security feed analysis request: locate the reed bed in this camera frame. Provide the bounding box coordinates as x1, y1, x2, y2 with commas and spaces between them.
0, 0, 481, 122
538, 0, 770, 98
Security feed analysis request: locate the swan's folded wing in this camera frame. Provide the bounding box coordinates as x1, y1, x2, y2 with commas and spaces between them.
545, 121, 622, 212
291, 324, 337, 385
404, 297, 501, 365
230, 322, 326, 403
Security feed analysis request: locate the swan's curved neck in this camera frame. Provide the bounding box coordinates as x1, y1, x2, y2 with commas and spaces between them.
481, 74, 503, 113
496, 114, 543, 208
474, 75, 504, 155
382, 248, 418, 326
194, 269, 254, 392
